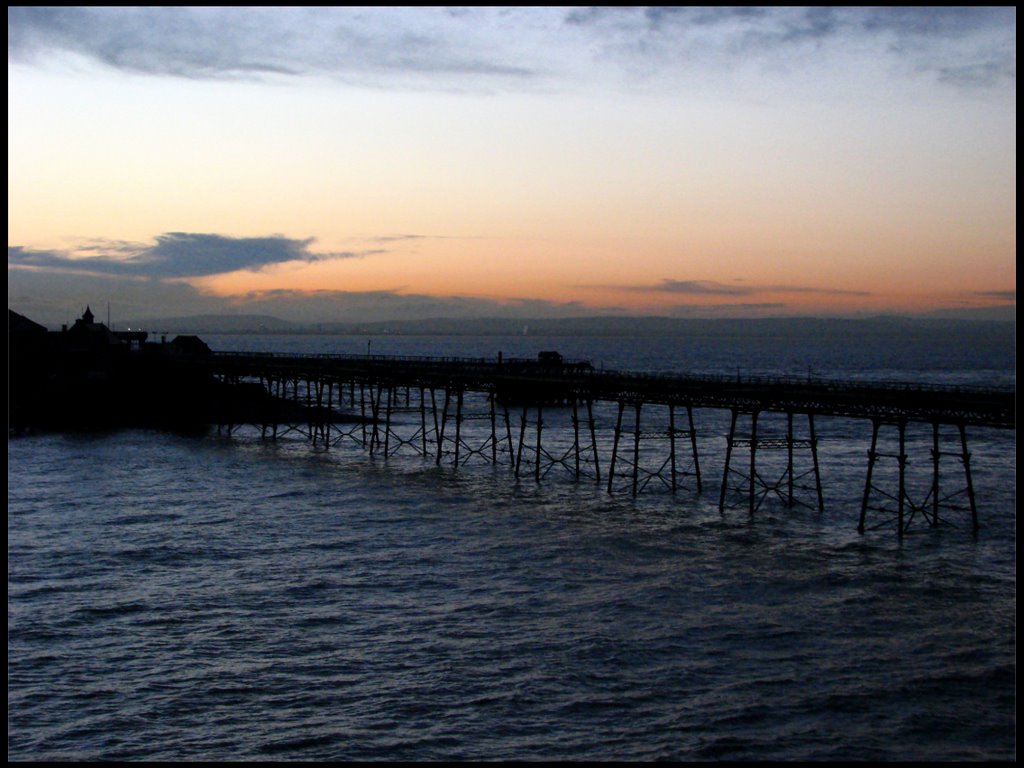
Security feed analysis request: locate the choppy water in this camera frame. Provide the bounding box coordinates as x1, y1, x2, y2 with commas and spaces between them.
8, 328, 1016, 760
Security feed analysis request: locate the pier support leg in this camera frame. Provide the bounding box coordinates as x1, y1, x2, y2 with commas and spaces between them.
503, 403, 515, 467
719, 409, 738, 513
436, 388, 450, 466
897, 420, 907, 539
430, 388, 440, 458
608, 401, 625, 494
360, 382, 367, 447
369, 384, 382, 456
931, 422, 940, 527
383, 385, 393, 457
535, 405, 544, 483
515, 405, 528, 479
572, 400, 582, 480
421, 387, 428, 456
688, 405, 702, 493
960, 423, 979, 533
454, 388, 464, 467
669, 405, 677, 493
859, 419, 880, 534
490, 393, 498, 465
809, 414, 823, 512
632, 403, 642, 496
787, 412, 795, 507
749, 410, 759, 517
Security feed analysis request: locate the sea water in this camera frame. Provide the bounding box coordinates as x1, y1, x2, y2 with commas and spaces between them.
8, 327, 1016, 760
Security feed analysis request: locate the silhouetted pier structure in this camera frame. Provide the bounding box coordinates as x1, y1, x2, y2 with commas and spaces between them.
202, 351, 1014, 538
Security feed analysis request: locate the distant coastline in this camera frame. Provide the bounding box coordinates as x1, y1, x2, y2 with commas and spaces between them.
38, 312, 1015, 337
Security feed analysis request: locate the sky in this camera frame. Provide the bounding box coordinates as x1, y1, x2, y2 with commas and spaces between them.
7, 6, 1017, 327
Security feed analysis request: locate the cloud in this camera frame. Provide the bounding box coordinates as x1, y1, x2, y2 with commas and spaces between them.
564, 6, 1015, 84
619, 279, 871, 297
9, 233, 368, 279
7, 7, 543, 88
636, 279, 754, 296
667, 302, 788, 318
974, 289, 1016, 302
8, 6, 1014, 91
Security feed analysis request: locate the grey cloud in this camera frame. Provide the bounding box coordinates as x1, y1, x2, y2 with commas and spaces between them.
9, 6, 1014, 90
667, 302, 788, 318
9, 234, 368, 279
564, 6, 1015, 87
7, 7, 539, 86
366, 234, 429, 243
974, 290, 1016, 302
644, 279, 754, 296
621, 279, 871, 297
861, 7, 1014, 38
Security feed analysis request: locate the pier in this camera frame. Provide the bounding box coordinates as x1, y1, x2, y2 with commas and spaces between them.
200, 350, 1014, 539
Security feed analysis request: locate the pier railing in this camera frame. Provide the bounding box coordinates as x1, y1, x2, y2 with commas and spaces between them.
207, 351, 1014, 429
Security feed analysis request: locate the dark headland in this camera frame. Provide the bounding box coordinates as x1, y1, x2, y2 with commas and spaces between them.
8, 307, 317, 433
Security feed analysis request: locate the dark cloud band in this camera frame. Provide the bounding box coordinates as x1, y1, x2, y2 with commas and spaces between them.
622, 279, 871, 298
8, 233, 365, 279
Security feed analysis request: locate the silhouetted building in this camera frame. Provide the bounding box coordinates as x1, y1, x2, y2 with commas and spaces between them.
167, 335, 212, 358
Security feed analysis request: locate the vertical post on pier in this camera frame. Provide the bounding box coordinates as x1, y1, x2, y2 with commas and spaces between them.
503, 403, 515, 468
787, 412, 795, 507
430, 387, 441, 458
960, 423, 978, 533
259, 374, 268, 440
368, 384, 380, 456
749, 410, 759, 517
859, 419, 880, 534
306, 377, 314, 442
271, 378, 278, 439
608, 400, 625, 494
688, 405, 702, 493
325, 380, 333, 449
719, 409, 738, 513
515, 404, 528, 479
453, 388, 464, 467
809, 413, 823, 512
420, 386, 428, 456
632, 402, 642, 497
572, 399, 582, 480
669, 404, 678, 493
435, 388, 450, 466
490, 392, 498, 464
897, 419, 907, 539
931, 421, 941, 527
359, 381, 367, 447
588, 399, 601, 485
383, 385, 393, 457
534, 405, 544, 482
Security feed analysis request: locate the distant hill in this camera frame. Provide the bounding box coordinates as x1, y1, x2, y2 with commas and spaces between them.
920, 305, 1016, 322
315, 315, 1016, 338
121, 312, 1015, 338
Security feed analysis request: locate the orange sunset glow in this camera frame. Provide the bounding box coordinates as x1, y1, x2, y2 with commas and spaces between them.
8, 7, 1016, 327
